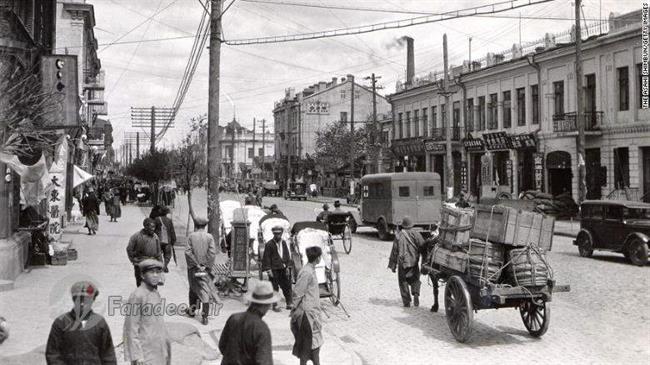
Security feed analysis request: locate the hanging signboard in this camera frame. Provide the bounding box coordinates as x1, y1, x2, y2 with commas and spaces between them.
483, 132, 512, 150
534, 152, 545, 192
481, 154, 493, 185
460, 161, 468, 192
506, 160, 513, 193
462, 138, 485, 152
391, 137, 425, 156
423, 139, 446, 153
509, 133, 537, 150
47, 136, 68, 241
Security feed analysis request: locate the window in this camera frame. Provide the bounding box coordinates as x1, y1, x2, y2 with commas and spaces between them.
248, 148, 254, 158
381, 131, 389, 145
413, 109, 419, 137
258, 147, 264, 156
516, 88, 526, 126
626, 208, 650, 219
583, 205, 603, 220
398, 186, 410, 197
423, 186, 435, 196
553, 81, 564, 117
605, 205, 624, 221
488, 93, 498, 129
638, 63, 645, 109
466, 98, 474, 131
441, 104, 446, 128
226, 146, 233, 159
398, 113, 403, 139
531, 85, 539, 124
340, 89, 346, 99
431, 106, 437, 131
340, 111, 348, 122
452, 101, 460, 128
503, 91, 511, 128
614, 147, 630, 189
478, 96, 486, 130
618, 66, 629, 111
421, 108, 428, 137
405, 111, 411, 138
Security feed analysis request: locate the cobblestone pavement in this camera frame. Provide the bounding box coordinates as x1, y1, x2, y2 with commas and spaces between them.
183, 189, 649, 365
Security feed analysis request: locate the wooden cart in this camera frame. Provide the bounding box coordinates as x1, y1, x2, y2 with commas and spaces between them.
422, 260, 570, 343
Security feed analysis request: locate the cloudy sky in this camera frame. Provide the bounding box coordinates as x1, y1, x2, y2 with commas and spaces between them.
88, 0, 641, 154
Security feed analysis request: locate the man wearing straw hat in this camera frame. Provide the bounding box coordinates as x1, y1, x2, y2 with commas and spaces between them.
262, 225, 293, 312
388, 216, 426, 307
219, 280, 276, 365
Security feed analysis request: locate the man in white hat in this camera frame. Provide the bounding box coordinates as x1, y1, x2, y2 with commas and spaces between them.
388, 216, 426, 307
219, 280, 276, 365
262, 225, 293, 311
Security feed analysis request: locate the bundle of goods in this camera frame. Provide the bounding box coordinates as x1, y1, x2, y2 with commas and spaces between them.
470, 205, 554, 251
430, 244, 468, 274
438, 205, 474, 251
506, 247, 552, 287
466, 239, 504, 285
520, 190, 579, 218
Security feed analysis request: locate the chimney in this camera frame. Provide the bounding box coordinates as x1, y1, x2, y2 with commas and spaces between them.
405, 36, 415, 86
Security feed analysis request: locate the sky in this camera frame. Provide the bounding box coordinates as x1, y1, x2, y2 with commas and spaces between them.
87, 0, 642, 154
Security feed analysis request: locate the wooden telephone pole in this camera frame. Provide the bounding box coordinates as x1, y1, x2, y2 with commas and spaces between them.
442, 34, 455, 199
365, 73, 383, 173
575, 0, 586, 202
207, 0, 223, 238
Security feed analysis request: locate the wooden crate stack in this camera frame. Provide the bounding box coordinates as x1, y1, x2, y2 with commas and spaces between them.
439, 205, 474, 251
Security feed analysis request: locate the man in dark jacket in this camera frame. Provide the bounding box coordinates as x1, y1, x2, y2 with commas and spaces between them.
388, 216, 426, 307
154, 207, 176, 272
126, 218, 163, 286
262, 226, 293, 312
219, 280, 276, 365
46, 281, 116, 364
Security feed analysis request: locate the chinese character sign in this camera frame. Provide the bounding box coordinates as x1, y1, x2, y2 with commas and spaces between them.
534, 153, 545, 192
48, 136, 68, 241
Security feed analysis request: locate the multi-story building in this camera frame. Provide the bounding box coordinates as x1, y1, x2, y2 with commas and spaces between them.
273, 75, 391, 185
219, 119, 274, 180
388, 9, 647, 201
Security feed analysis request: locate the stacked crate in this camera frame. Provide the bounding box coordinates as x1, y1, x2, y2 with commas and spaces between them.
439, 205, 474, 251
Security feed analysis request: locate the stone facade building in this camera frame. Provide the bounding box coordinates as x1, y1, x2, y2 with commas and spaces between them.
219, 119, 274, 180
388, 9, 648, 201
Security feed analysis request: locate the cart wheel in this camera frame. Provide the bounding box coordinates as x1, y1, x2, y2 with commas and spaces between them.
576, 232, 593, 258
444, 275, 473, 343
627, 238, 649, 266
343, 226, 352, 255
519, 299, 550, 337
329, 270, 341, 306
348, 218, 357, 233
377, 218, 390, 241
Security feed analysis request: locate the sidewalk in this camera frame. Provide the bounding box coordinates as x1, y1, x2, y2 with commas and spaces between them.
307, 195, 359, 208
554, 219, 580, 238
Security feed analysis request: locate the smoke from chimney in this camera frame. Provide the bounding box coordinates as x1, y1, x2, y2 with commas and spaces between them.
405, 36, 414, 86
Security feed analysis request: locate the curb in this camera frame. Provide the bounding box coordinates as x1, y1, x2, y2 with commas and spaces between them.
307, 197, 359, 208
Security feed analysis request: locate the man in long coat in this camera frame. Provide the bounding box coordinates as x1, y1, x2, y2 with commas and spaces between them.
184, 216, 216, 325
262, 226, 293, 311
154, 207, 176, 272
46, 281, 116, 364
81, 188, 100, 235
388, 216, 426, 307
123, 259, 171, 365
126, 218, 163, 287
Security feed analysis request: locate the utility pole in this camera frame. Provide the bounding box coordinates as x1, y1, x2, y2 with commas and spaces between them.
349, 75, 355, 185
136, 132, 140, 159
365, 73, 382, 173
128, 141, 132, 165
575, 0, 586, 202
443, 34, 454, 199
150, 106, 155, 153
252, 118, 256, 180
231, 122, 235, 179
207, 0, 223, 238
262, 119, 266, 179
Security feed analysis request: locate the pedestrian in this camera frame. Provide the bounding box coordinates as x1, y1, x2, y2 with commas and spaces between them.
256, 188, 264, 206
154, 206, 176, 272
262, 226, 293, 312
45, 281, 117, 364
120, 185, 128, 205
291, 246, 324, 365
109, 188, 121, 222
316, 204, 330, 224
332, 200, 345, 213
82, 188, 100, 235
218, 280, 276, 365
456, 191, 471, 208
184, 216, 217, 325
103, 189, 113, 216
268, 203, 284, 217
123, 259, 171, 365
388, 216, 426, 307
126, 218, 163, 287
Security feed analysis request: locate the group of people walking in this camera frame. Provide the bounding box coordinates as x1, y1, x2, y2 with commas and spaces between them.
78, 185, 124, 235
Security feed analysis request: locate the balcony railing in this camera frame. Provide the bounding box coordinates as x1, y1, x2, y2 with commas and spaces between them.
552, 111, 602, 132
429, 127, 462, 141
83, 70, 105, 90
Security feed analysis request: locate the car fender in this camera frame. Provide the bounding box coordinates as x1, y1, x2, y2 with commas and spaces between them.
624, 232, 650, 249
348, 210, 362, 225
574, 229, 594, 246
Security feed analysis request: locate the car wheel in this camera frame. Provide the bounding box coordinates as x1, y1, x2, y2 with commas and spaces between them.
577, 232, 593, 258
627, 238, 648, 266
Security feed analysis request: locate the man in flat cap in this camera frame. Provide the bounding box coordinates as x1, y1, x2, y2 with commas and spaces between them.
184, 216, 217, 325
127, 218, 163, 287
46, 281, 117, 364
123, 259, 171, 365
262, 225, 293, 312
316, 204, 331, 224
388, 216, 426, 308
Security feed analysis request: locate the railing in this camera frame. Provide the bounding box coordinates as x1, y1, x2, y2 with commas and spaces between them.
429, 127, 462, 141
552, 111, 602, 132
606, 187, 641, 201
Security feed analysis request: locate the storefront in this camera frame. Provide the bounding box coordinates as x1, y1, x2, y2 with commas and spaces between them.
463, 136, 486, 198
546, 150, 572, 196
510, 133, 538, 194
392, 137, 426, 172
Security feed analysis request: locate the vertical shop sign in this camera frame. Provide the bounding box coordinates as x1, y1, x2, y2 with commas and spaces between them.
48, 136, 68, 241
506, 160, 513, 193
481, 154, 493, 185
534, 152, 544, 192
460, 161, 468, 192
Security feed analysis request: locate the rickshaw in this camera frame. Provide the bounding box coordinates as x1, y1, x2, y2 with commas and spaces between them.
289, 221, 349, 317
285, 182, 308, 201
326, 212, 353, 254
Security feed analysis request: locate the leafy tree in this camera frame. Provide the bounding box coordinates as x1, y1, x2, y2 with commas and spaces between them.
126, 149, 173, 203
170, 116, 206, 222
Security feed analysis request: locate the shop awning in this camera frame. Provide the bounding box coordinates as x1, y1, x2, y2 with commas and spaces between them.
73, 165, 94, 188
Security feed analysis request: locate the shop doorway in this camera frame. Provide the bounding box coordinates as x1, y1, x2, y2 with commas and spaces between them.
518, 150, 535, 193
643, 148, 650, 202
547, 151, 572, 197
470, 153, 483, 198
432, 154, 445, 195
586, 148, 602, 200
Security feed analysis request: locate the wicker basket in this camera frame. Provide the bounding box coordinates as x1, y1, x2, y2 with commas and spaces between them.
467, 239, 505, 285
507, 247, 551, 287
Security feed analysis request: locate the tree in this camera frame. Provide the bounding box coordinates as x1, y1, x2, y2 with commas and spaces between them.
126, 150, 173, 203
171, 116, 207, 224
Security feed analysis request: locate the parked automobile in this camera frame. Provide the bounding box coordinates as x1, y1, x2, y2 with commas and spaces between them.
262, 181, 280, 197
284, 182, 308, 201
359, 172, 442, 240
574, 200, 650, 266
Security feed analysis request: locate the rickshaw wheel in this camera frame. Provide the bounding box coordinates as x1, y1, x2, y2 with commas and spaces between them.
348, 218, 357, 233
343, 226, 352, 254
444, 275, 473, 343
519, 299, 550, 337
328, 270, 341, 306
